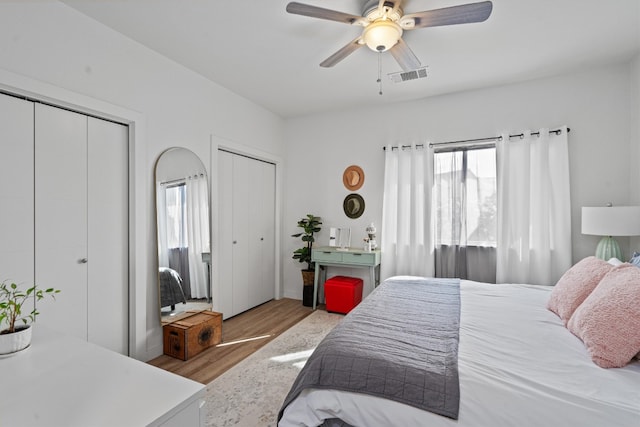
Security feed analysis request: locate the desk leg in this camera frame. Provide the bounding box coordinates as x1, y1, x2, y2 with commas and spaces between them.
313, 263, 320, 310
369, 266, 375, 294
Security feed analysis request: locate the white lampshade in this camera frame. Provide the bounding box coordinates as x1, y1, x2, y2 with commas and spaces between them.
581, 206, 640, 236
362, 20, 402, 52
582, 205, 640, 260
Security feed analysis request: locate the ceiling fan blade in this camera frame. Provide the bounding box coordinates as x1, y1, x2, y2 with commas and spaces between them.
320, 37, 364, 68
400, 1, 492, 29
389, 38, 421, 72
286, 2, 367, 26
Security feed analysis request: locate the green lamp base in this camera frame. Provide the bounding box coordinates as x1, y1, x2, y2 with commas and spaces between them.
595, 236, 622, 261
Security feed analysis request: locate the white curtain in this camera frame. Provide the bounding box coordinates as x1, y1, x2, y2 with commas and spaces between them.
496, 127, 572, 285
186, 175, 211, 299
381, 143, 435, 280
156, 184, 169, 268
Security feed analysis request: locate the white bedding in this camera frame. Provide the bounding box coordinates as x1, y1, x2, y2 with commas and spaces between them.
279, 278, 640, 426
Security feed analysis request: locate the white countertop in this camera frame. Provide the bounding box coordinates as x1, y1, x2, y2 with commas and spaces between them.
0, 325, 205, 426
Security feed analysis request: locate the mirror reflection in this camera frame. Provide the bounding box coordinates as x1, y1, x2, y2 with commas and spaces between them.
155, 147, 211, 323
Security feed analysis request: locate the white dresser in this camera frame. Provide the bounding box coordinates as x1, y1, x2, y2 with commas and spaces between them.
0, 325, 205, 426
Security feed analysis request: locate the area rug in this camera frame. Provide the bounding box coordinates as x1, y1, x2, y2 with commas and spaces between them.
204, 309, 344, 427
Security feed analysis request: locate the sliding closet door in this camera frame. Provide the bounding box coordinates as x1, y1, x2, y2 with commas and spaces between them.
249, 160, 275, 307
231, 154, 251, 315
0, 94, 34, 289
34, 104, 129, 355
217, 150, 276, 319
35, 104, 89, 342
87, 117, 129, 355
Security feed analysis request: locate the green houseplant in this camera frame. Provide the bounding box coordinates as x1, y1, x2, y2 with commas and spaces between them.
0, 281, 60, 354
292, 214, 322, 306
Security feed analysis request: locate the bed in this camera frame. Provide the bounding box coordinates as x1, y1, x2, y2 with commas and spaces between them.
159, 266, 187, 310
278, 274, 640, 427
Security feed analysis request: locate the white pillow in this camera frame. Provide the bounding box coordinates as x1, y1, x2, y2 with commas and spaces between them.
607, 257, 624, 266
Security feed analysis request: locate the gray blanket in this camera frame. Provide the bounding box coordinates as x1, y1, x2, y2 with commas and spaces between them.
159, 267, 187, 308
278, 277, 461, 423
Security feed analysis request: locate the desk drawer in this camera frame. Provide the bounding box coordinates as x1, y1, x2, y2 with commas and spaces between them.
313, 250, 343, 263
342, 252, 375, 265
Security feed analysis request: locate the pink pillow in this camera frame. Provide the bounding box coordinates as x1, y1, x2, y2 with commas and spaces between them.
567, 264, 640, 368
547, 256, 613, 324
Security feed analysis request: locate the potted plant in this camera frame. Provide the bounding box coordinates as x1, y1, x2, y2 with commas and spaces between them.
292, 214, 322, 306
0, 281, 60, 355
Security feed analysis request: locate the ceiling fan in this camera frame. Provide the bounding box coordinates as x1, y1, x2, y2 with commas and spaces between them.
286, 0, 493, 72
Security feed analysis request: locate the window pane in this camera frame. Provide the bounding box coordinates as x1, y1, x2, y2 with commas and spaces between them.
165, 184, 187, 248
433, 147, 496, 247
434, 151, 464, 245
466, 148, 496, 246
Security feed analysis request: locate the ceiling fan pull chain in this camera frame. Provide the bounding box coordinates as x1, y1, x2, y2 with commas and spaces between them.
377, 50, 383, 95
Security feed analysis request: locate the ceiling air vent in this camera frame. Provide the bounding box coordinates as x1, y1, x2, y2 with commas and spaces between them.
388, 66, 428, 83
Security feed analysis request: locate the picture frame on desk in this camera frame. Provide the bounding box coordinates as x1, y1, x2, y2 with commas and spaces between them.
329, 227, 351, 250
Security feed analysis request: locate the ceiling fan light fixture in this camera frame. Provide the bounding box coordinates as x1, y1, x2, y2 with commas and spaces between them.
362, 20, 402, 52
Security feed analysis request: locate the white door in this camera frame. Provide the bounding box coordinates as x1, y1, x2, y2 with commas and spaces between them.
249, 160, 275, 307
34, 104, 129, 354
217, 150, 276, 318
0, 94, 34, 293
35, 104, 88, 342
87, 117, 129, 354
231, 154, 251, 315
259, 161, 276, 304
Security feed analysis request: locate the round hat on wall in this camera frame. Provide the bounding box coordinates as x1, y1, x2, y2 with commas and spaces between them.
343, 193, 365, 219
343, 165, 364, 191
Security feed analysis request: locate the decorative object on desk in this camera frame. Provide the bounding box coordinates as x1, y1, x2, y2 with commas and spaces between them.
0, 281, 60, 355
342, 165, 364, 191
582, 204, 640, 260
343, 193, 365, 219
292, 214, 323, 306
329, 227, 338, 247
336, 227, 351, 250
366, 222, 377, 250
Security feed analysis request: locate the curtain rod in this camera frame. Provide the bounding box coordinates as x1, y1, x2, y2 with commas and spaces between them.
160, 173, 206, 186
382, 127, 570, 151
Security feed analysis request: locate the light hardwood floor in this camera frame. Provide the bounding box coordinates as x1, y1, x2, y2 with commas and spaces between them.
148, 298, 316, 384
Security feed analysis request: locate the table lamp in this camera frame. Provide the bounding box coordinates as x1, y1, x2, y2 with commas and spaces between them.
581, 205, 640, 260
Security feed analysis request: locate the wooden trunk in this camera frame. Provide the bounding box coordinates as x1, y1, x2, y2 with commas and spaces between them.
163, 310, 222, 360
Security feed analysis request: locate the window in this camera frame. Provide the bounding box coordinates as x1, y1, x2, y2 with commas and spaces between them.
433, 146, 497, 282
165, 183, 188, 249
433, 146, 497, 247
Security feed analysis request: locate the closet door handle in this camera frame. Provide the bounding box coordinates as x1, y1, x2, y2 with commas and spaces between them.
78, 258, 88, 264
233, 240, 237, 244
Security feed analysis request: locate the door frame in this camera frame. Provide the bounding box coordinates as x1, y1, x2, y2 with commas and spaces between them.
210, 135, 283, 315
0, 68, 148, 360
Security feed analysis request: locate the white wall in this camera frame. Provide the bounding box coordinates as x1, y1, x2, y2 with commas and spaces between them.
283, 61, 638, 298
0, 1, 285, 361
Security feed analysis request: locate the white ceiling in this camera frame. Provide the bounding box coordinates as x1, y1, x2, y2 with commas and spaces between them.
61, 0, 640, 119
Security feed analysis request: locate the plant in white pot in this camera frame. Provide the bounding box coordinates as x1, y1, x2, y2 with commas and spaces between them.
292, 214, 322, 307
0, 281, 60, 355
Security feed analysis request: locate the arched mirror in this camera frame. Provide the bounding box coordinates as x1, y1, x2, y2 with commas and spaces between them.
155, 147, 211, 324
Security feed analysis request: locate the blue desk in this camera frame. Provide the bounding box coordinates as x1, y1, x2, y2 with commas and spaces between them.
311, 246, 381, 309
